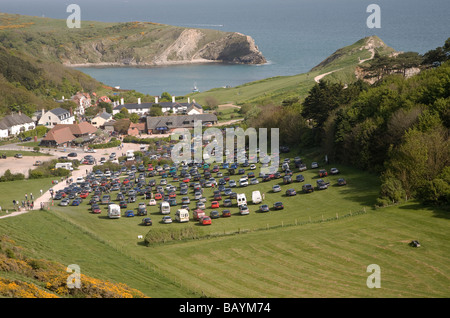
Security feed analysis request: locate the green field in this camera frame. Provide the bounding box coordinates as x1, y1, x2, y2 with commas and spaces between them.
0, 151, 448, 298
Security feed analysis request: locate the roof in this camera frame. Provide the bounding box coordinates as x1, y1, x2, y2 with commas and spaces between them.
0, 113, 34, 128
146, 114, 217, 130
95, 111, 113, 120
49, 107, 70, 116
113, 101, 203, 111
47, 122, 97, 138
41, 127, 75, 144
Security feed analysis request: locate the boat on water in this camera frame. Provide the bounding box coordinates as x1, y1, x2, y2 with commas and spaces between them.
192, 83, 200, 93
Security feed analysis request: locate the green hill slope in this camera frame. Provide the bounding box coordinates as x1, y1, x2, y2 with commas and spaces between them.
188, 36, 397, 106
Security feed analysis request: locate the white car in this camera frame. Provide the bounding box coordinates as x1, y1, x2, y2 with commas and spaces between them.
162, 215, 173, 224
148, 199, 157, 206
239, 179, 248, 187
311, 162, 319, 169
250, 164, 256, 170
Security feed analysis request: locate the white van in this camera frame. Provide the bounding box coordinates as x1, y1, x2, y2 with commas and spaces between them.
175, 209, 189, 223
107, 204, 121, 219
126, 150, 135, 161
55, 162, 73, 171
160, 201, 171, 215
237, 193, 247, 207
252, 191, 262, 204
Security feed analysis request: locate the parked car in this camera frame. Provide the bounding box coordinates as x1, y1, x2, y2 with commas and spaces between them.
296, 174, 305, 182
148, 199, 157, 206
319, 169, 328, 177
119, 201, 127, 208
125, 210, 135, 217
250, 178, 259, 185
210, 210, 220, 219
199, 216, 212, 225
316, 179, 329, 190
337, 178, 347, 186
91, 204, 101, 214
14, 153, 23, 158
211, 201, 220, 209
283, 176, 292, 184
138, 203, 147, 216
142, 217, 152, 226
273, 202, 284, 210
59, 198, 70, 206
68, 152, 77, 157
222, 209, 231, 217
260, 204, 270, 212
311, 162, 319, 169
239, 204, 249, 215
302, 184, 314, 193
162, 215, 173, 224
330, 168, 340, 175
298, 164, 307, 171
286, 188, 297, 196
272, 185, 281, 193
223, 199, 233, 207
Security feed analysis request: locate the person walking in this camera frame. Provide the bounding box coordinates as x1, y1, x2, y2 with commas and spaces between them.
40, 189, 43, 196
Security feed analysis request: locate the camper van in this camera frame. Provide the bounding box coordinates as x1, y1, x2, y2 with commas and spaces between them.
237, 193, 247, 207
107, 204, 121, 219
175, 209, 190, 223
126, 150, 135, 161
193, 209, 206, 221
159, 201, 171, 215
252, 191, 262, 204
55, 162, 73, 171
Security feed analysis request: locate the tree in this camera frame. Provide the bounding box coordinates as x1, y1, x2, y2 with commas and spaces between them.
98, 101, 112, 114
149, 104, 163, 117
160, 92, 172, 102
129, 113, 140, 123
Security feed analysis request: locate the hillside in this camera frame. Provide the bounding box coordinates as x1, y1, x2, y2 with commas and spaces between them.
188, 36, 397, 106
0, 13, 266, 67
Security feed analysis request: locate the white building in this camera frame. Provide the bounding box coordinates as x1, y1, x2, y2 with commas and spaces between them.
37, 108, 75, 128
0, 112, 35, 138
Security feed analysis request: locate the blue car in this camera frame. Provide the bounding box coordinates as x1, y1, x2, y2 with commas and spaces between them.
71, 199, 80, 206
125, 210, 135, 217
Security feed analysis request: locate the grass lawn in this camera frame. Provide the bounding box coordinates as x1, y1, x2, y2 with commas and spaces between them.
0, 177, 55, 214
0, 150, 448, 298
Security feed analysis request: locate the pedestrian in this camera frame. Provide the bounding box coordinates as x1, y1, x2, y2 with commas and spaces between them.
40, 189, 43, 196
31, 201, 34, 209
25, 193, 28, 200
30, 193, 33, 200
262, 193, 265, 200
12, 200, 16, 207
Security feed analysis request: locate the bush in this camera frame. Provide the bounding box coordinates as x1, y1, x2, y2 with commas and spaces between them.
0, 169, 25, 182
91, 139, 121, 149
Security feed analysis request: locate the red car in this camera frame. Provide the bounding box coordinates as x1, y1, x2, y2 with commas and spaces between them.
147, 164, 153, 171
169, 192, 177, 198
91, 205, 101, 214
211, 201, 219, 209
123, 178, 130, 184
199, 216, 212, 225
155, 193, 163, 200
319, 169, 328, 177
79, 192, 89, 199
183, 177, 190, 183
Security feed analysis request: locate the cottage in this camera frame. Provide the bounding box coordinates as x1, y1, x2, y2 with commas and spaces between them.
37, 108, 75, 128
91, 111, 113, 128
71, 92, 92, 116
112, 97, 203, 116
0, 113, 35, 138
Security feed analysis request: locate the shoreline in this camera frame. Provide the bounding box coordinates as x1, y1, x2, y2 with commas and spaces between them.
66, 59, 224, 68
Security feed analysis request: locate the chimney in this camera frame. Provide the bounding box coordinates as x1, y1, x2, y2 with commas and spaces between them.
188, 97, 190, 104
120, 98, 124, 105
138, 98, 141, 105
172, 96, 175, 103
155, 96, 159, 104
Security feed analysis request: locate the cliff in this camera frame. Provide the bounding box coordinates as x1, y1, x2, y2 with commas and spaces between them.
0, 14, 266, 67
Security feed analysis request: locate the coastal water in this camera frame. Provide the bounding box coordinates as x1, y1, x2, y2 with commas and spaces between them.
2, 0, 449, 96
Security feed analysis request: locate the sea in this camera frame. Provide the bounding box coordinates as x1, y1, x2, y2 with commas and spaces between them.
1, 0, 449, 96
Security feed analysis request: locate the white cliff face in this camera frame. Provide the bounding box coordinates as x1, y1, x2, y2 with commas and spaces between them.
61, 26, 266, 67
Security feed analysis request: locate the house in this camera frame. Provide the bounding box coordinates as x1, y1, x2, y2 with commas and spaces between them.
146, 114, 217, 134
40, 122, 97, 147
37, 108, 75, 128
112, 97, 204, 116
0, 112, 35, 138
127, 122, 146, 136
97, 96, 111, 104
112, 98, 152, 116
71, 92, 92, 116
91, 111, 113, 128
